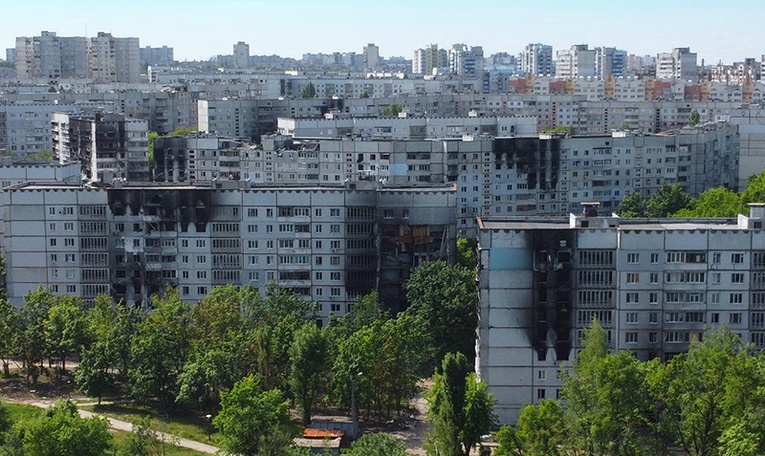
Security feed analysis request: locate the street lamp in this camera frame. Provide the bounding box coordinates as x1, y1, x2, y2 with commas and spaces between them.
350, 371, 362, 438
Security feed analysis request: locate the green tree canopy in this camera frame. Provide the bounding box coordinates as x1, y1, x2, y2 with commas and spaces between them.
289, 322, 328, 426
674, 186, 744, 217
21, 400, 113, 456
426, 352, 496, 456
214, 375, 293, 456
405, 261, 478, 364
345, 433, 410, 456
300, 83, 317, 99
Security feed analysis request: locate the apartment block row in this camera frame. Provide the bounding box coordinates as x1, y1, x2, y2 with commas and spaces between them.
15, 31, 140, 83
201, 124, 733, 236
4, 182, 456, 318
476, 205, 765, 424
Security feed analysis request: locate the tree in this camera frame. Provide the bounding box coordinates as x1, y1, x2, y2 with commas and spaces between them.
300, 82, 317, 99
673, 186, 744, 217
118, 416, 179, 456
289, 322, 328, 426
75, 343, 114, 405
169, 126, 197, 137
651, 328, 765, 456
495, 399, 565, 456
214, 375, 293, 456
380, 104, 404, 117
426, 352, 495, 456
0, 299, 19, 377
147, 131, 159, 175
559, 319, 653, 455
44, 295, 88, 382
130, 288, 190, 409
405, 261, 478, 363
22, 400, 113, 456
644, 183, 692, 217
690, 110, 701, 126
617, 191, 644, 218
456, 238, 477, 270
346, 433, 410, 456
18, 287, 55, 384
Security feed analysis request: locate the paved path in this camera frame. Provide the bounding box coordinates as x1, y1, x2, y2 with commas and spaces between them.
19, 399, 220, 454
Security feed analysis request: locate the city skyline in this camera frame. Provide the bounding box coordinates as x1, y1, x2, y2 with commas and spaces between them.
2, 0, 764, 65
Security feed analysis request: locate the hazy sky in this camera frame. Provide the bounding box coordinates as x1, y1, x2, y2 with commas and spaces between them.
3, 0, 762, 64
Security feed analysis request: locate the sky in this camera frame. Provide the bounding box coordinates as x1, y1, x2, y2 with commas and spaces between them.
2, 0, 763, 65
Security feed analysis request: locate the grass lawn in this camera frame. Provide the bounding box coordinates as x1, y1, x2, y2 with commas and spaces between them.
6, 403, 44, 423
110, 429, 210, 456
81, 402, 217, 444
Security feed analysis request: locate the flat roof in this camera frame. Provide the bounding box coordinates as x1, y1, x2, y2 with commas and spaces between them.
477, 216, 744, 231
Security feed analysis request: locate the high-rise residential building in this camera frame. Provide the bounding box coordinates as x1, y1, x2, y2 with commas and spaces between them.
413, 44, 447, 75
5, 48, 16, 64
52, 111, 149, 182
477, 205, 765, 424
233, 41, 250, 68
556, 44, 596, 78
87, 32, 140, 83
594, 47, 627, 78
449, 44, 485, 78
15, 31, 87, 80
521, 43, 554, 76
3, 181, 456, 316
363, 43, 380, 70
656, 47, 697, 81
140, 46, 174, 67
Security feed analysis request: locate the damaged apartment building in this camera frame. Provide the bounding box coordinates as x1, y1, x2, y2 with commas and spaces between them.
3, 181, 456, 318
477, 204, 765, 424
251, 122, 737, 237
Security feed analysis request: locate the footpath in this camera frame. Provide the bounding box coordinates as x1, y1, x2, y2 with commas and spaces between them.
16, 399, 220, 454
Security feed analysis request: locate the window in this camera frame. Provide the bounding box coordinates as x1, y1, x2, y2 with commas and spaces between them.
626, 312, 638, 324
732, 253, 744, 264
625, 292, 639, 304
711, 273, 721, 284
626, 273, 639, 284
330, 256, 341, 265
730, 293, 743, 304
66, 285, 76, 294
732, 273, 745, 284
330, 288, 341, 296
64, 238, 74, 247
625, 332, 638, 344
649, 292, 659, 305
627, 253, 639, 264
537, 389, 546, 399
650, 273, 659, 284
649, 332, 658, 343
712, 252, 721, 264
649, 312, 658, 324
197, 271, 207, 279
537, 370, 546, 381
650, 253, 659, 264
331, 272, 341, 281
730, 313, 742, 324
711, 313, 720, 324
197, 286, 208, 295
50, 239, 57, 247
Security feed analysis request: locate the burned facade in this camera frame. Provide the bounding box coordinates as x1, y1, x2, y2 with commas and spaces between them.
4, 182, 456, 320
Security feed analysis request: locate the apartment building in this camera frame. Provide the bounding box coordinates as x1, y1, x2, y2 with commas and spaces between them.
476, 205, 765, 424
656, 47, 697, 81
3, 182, 455, 320
52, 111, 149, 182
140, 46, 174, 67
15, 32, 88, 80
412, 44, 448, 75
152, 135, 247, 182
233, 42, 250, 69
252, 122, 737, 237
556, 45, 596, 78
521, 44, 554, 76
87, 33, 140, 84
276, 114, 537, 140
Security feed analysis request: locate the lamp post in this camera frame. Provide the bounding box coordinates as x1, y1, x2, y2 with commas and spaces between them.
350, 371, 362, 438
